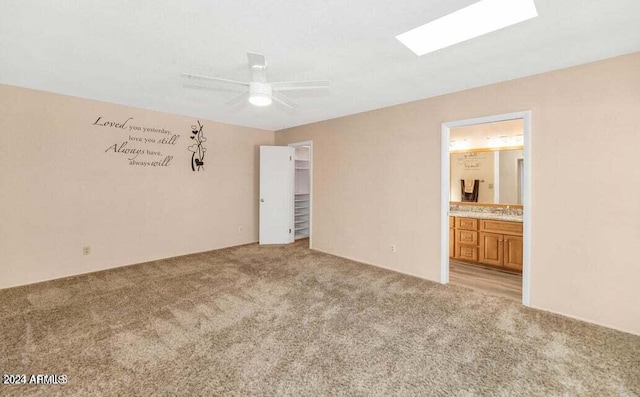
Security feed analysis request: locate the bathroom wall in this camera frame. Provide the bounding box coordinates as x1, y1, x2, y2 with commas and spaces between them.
450, 151, 495, 202
498, 149, 523, 204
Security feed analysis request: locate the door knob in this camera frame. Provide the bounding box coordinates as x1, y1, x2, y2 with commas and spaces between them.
260, 198, 265, 203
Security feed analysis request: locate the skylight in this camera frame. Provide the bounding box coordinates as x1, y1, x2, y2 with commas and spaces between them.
396, 0, 538, 56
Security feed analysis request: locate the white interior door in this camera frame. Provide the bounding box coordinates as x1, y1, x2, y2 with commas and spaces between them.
259, 146, 294, 245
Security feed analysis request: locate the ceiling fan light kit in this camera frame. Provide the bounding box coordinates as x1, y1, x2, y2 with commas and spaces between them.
182, 53, 329, 111
249, 82, 273, 107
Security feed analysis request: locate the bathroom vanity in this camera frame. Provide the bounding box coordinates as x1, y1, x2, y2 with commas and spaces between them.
449, 210, 523, 273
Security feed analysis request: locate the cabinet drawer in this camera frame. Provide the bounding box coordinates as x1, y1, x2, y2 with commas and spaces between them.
455, 244, 478, 262
456, 230, 478, 245
480, 220, 522, 236
455, 217, 478, 231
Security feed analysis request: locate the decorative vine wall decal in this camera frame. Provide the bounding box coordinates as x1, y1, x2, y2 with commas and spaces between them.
188, 120, 206, 171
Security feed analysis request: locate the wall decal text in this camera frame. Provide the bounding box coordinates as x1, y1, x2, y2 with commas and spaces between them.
93, 117, 181, 167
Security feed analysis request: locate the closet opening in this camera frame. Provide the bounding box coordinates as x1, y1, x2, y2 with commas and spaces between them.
289, 141, 312, 248
441, 112, 531, 306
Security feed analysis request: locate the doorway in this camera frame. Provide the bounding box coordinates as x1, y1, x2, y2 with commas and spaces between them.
258, 141, 313, 247
440, 112, 531, 306
289, 141, 313, 248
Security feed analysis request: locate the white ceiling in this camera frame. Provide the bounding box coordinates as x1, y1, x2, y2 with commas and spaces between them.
1, 0, 640, 131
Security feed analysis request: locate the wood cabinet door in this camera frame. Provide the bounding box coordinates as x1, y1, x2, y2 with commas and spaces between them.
479, 232, 503, 267
449, 228, 455, 258
503, 235, 523, 271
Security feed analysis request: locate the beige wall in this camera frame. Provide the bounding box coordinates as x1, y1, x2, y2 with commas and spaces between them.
0, 84, 273, 289
276, 52, 640, 335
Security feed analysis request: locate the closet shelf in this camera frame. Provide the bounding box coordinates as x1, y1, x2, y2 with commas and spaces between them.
294, 147, 311, 241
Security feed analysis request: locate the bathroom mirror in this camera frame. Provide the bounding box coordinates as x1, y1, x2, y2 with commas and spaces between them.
449, 148, 523, 205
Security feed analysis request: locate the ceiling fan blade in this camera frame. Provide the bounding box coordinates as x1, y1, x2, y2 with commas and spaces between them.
182, 84, 245, 95
247, 53, 267, 83
271, 80, 330, 92
282, 88, 330, 98
272, 92, 298, 111
226, 91, 250, 107
181, 73, 249, 87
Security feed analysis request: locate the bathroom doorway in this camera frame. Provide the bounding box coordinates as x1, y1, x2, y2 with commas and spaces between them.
440, 112, 531, 305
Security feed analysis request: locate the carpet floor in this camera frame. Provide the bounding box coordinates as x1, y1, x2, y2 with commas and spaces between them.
1, 239, 639, 396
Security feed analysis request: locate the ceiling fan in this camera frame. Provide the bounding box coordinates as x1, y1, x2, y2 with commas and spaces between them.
181, 53, 329, 110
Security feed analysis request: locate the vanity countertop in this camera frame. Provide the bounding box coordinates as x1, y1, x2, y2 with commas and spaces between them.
449, 211, 523, 223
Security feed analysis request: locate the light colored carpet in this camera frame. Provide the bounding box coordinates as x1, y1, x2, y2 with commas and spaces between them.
1, 239, 639, 396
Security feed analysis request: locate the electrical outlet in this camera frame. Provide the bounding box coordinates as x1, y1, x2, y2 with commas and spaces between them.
238, 226, 244, 233
82, 246, 91, 256
390, 244, 396, 253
